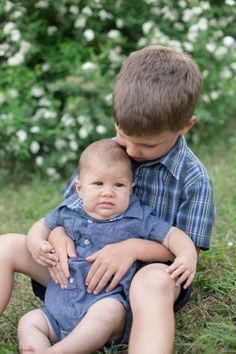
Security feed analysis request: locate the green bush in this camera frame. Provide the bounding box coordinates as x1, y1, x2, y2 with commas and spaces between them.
1, 0, 236, 178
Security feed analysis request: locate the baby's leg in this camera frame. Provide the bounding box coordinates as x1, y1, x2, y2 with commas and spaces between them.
18, 308, 57, 353
0, 234, 49, 314
30, 298, 126, 354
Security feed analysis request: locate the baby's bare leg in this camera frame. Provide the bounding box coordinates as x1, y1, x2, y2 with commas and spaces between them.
0, 234, 49, 314
29, 298, 126, 354
18, 309, 57, 353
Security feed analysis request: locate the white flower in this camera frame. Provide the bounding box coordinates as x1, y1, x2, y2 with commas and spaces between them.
35, 156, 44, 166
220, 68, 232, 79
59, 155, 68, 164
77, 115, 88, 124
3, 22, 15, 34
83, 29, 95, 41
142, 21, 154, 35
116, 19, 124, 28
0, 93, 5, 104
61, 114, 75, 127
206, 43, 216, 53
96, 125, 107, 134
35, 1, 49, 9
4, 1, 13, 12
104, 93, 112, 105
215, 46, 228, 59
209, 91, 219, 100
69, 5, 79, 15
0, 43, 9, 56
69, 140, 79, 151
183, 42, 193, 52
108, 48, 121, 62
7, 52, 24, 66
16, 130, 27, 142
8, 89, 19, 98
41, 63, 50, 72
31, 86, 45, 97
223, 36, 234, 47
225, 0, 235, 5
81, 62, 97, 70
30, 141, 40, 154
99, 10, 112, 21
20, 41, 31, 55
108, 30, 120, 39
47, 26, 58, 35
38, 98, 51, 107
46, 167, 57, 177
55, 138, 66, 150
30, 126, 40, 133
82, 6, 92, 16
44, 110, 57, 119
12, 10, 24, 19
79, 127, 89, 139
230, 62, 236, 71
138, 37, 148, 47
74, 16, 86, 28
10, 29, 21, 42
227, 241, 233, 247
198, 18, 208, 31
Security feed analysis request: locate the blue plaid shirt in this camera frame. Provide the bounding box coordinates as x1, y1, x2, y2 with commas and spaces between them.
64, 136, 215, 250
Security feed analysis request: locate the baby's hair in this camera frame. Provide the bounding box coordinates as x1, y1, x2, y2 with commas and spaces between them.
113, 45, 201, 135
79, 139, 133, 180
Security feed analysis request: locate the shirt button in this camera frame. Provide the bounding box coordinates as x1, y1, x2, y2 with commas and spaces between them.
87, 219, 93, 224
69, 277, 74, 284
84, 239, 90, 246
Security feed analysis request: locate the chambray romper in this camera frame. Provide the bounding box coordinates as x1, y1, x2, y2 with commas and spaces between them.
42, 193, 171, 343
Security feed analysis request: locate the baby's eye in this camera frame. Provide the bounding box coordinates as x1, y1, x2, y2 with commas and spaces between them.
115, 183, 125, 188
93, 181, 103, 186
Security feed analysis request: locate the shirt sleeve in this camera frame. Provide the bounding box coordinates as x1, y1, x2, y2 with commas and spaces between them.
44, 207, 61, 230
142, 208, 172, 243
175, 178, 215, 250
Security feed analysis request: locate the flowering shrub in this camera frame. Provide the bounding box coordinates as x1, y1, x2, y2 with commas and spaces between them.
1, 0, 236, 178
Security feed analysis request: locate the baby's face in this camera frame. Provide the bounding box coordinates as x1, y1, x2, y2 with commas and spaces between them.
76, 161, 133, 220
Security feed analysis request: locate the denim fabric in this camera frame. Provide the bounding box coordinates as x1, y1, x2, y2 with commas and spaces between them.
43, 194, 171, 343
64, 136, 215, 250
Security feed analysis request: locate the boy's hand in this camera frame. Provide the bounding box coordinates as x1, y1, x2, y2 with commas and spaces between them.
85, 241, 136, 294
166, 250, 197, 289
48, 227, 77, 288
29, 239, 58, 267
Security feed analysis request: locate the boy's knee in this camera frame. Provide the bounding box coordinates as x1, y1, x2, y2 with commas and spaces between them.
130, 264, 174, 300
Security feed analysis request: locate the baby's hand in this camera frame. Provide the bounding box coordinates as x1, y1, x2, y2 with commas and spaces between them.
166, 251, 197, 289
29, 239, 58, 267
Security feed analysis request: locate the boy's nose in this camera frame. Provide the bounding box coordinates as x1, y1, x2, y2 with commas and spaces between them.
102, 186, 114, 196
126, 144, 140, 159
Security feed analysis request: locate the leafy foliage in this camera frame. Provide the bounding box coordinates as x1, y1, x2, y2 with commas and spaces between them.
1, 0, 236, 177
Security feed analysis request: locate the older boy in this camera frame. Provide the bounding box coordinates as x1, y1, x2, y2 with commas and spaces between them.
0, 45, 215, 354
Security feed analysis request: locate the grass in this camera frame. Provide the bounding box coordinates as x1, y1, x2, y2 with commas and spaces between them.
0, 126, 236, 353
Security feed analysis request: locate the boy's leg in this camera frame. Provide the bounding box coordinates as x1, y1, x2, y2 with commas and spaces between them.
30, 298, 126, 354
18, 309, 57, 353
128, 263, 180, 354
0, 234, 49, 314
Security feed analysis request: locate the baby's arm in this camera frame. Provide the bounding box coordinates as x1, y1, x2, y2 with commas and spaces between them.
27, 218, 58, 266
163, 227, 198, 288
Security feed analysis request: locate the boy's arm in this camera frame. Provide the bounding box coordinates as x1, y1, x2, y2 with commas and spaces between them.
27, 218, 58, 266
85, 239, 174, 295
163, 227, 198, 288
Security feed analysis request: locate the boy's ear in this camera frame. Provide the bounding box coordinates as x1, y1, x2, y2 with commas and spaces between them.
130, 182, 135, 194
75, 180, 82, 196
179, 115, 196, 135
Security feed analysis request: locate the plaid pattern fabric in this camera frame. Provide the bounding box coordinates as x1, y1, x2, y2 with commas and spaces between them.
63, 136, 215, 250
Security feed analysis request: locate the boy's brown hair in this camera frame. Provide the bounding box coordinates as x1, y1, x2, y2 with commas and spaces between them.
112, 45, 201, 135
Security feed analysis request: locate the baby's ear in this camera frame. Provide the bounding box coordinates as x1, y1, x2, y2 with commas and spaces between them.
75, 179, 82, 196
130, 182, 135, 194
